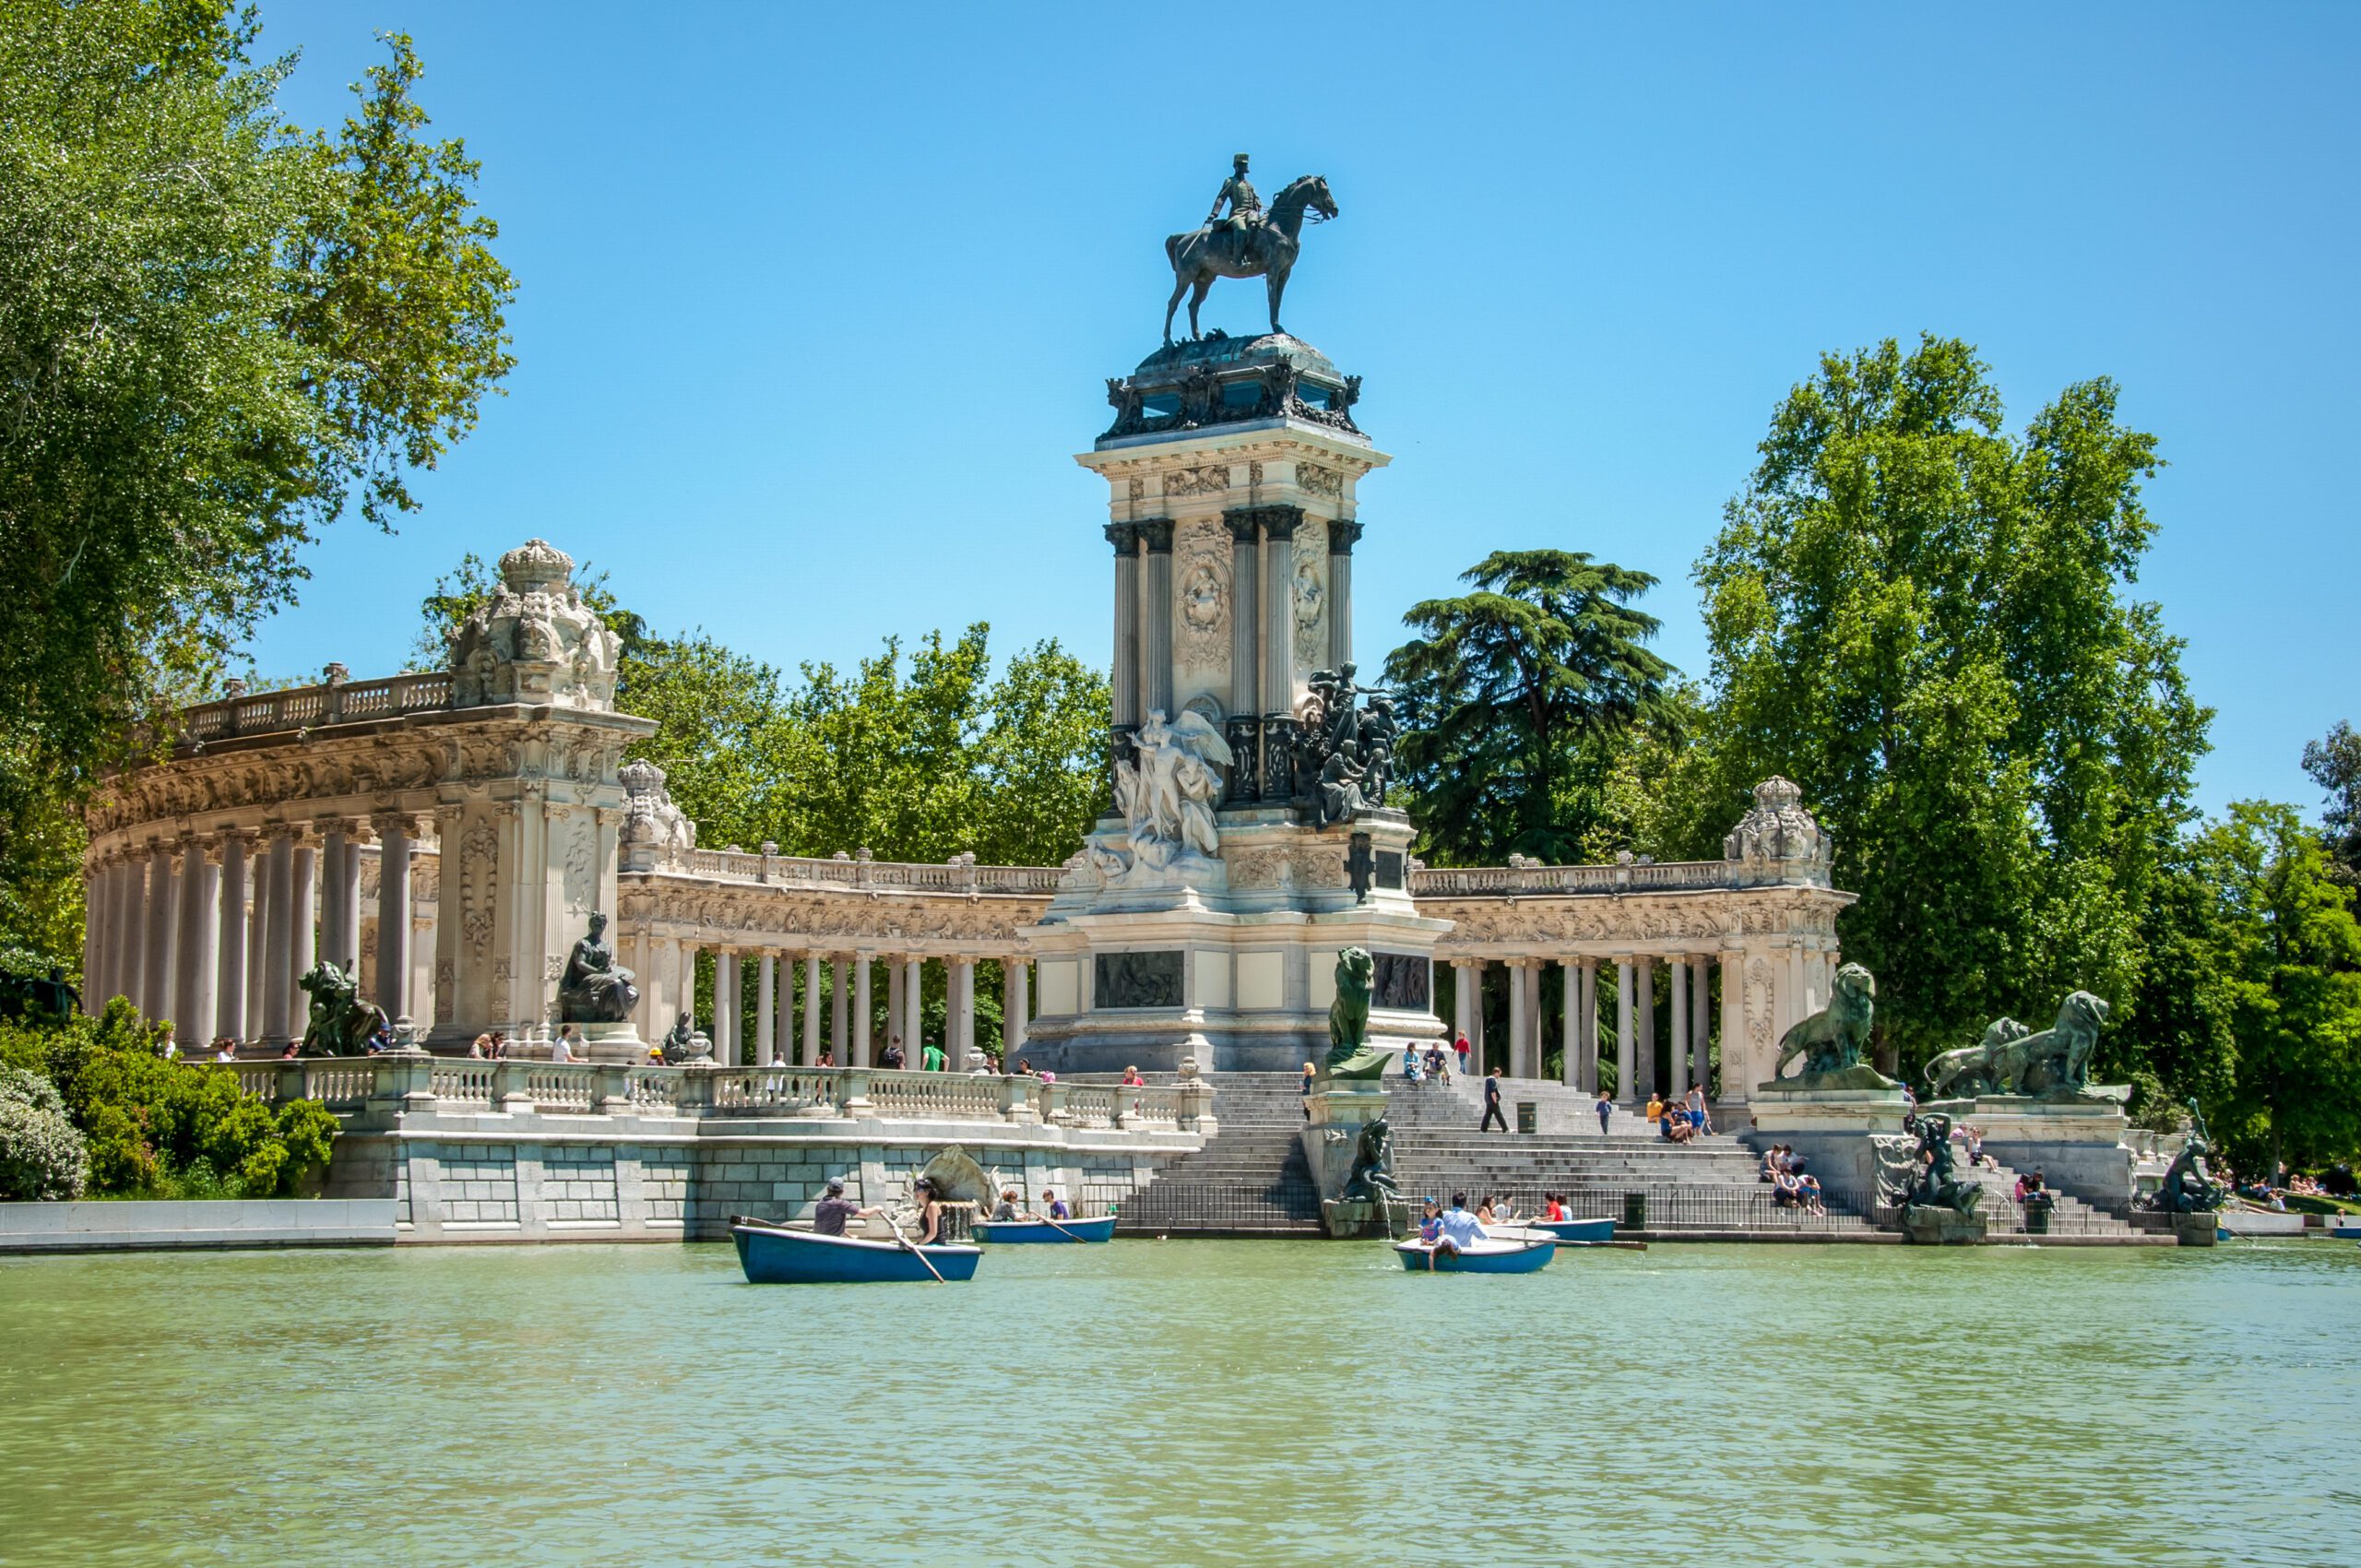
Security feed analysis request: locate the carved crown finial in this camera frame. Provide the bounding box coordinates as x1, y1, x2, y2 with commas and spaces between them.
499, 538, 575, 594
1753, 776, 1804, 813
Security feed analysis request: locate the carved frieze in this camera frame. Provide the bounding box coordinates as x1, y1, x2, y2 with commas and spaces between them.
1290, 522, 1327, 669
1296, 462, 1342, 499
1164, 464, 1232, 497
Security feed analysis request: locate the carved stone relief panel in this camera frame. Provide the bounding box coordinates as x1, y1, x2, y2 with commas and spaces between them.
1163, 464, 1231, 497
1174, 516, 1231, 670
1296, 462, 1342, 499
459, 822, 499, 962
1290, 520, 1327, 671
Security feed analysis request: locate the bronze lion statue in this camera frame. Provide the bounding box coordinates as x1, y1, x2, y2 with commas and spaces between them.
1774, 962, 1876, 1079
1922, 1017, 2032, 1100
1995, 990, 2109, 1099
1323, 946, 1389, 1079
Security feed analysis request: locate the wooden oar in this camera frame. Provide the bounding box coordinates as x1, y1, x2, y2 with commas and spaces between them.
882, 1214, 947, 1284
1039, 1213, 1089, 1242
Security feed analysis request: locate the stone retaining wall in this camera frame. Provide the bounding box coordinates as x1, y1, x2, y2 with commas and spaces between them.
0, 1199, 397, 1253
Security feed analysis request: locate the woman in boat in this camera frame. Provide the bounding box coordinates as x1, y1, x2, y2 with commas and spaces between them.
991, 1188, 1026, 1221
911, 1178, 947, 1246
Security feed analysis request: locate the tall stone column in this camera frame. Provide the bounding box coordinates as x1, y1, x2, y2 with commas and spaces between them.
373, 815, 412, 1023
141, 839, 174, 1018
718, 950, 742, 1066
831, 956, 850, 1065
1579, 958, 1600, 1093
1635, 956, 1656, 1100
216, 832, 249, 1042
1691, 956, 1712, 1098
1507, 958, 1531, 1080
288, 839, 317, 1037
1227, 512, 1260, 717
1560, 960, 1580, 1087
338, 838, 362, 975
170, 837, 208, 1043
885, 958, 904, 1057
1668, 958, 1690, 1099
1107, 523, 1141, 729
853, 953, 873, 1068
320, 820, 350, 969
1142, 519, 1174, 718
903, 956, 923, 1055
952, 957, 976, 1063
1004, 956, 1029, 1057
756, 953, 777, 1064
91, 857, 119, 1006
1450, 958, 1477, 1056
801, 952, 822, 1065
79, 857, 103, 1004
1260, 509, 1300, 715
1326, 520, 1361, 670
1614, 957, 1635, 1103
260, 829, 294, 1042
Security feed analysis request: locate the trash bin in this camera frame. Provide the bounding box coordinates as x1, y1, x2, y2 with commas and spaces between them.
2024, 1195, 2054, 1235
1622, 1192, 1647, 1231
1516, 1101, 1536, 1134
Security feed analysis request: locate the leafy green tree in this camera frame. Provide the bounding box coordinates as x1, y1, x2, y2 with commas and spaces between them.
2189, 802, 2361, 1177
1678, 336, 2211, 1069
0, 2, 514, 969
1382, 550, 1680, 864
2301, 720, 2361, 886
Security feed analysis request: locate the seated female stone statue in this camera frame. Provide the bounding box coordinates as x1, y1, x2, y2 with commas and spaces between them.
559, 911, 639, 1024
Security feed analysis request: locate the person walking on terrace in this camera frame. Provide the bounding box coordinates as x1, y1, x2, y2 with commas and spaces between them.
1596, 1088, 1613, 1134
1479, 1067, 1508, 1133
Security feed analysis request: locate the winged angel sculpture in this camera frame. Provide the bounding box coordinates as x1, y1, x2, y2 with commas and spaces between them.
1109, 708, 1233, 877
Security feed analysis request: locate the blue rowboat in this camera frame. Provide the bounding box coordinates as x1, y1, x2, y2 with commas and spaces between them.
1527, 1217, 1619, 1244
971, 1216, 1118, 1244
732, 1223, 981, 1284
1393, 1237, 1557, 1274
2330, 1222, 2361, 1240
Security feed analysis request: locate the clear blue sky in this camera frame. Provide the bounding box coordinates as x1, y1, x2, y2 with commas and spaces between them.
250, 2, 2360, 820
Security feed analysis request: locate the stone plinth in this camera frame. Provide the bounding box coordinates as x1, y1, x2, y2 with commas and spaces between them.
1321, 1196, 1411, 1240
1922, 1093, 2133, 1212
1746, 1087, 1914, 1195
2171, 1212, 2222, 1247
1305, 1085, 1388, 1128
578, 1021, 647, 1064
1903, 1205, 1986, 1245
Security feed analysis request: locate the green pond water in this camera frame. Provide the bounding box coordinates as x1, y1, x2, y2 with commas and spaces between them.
3, 1238, 2357, 1567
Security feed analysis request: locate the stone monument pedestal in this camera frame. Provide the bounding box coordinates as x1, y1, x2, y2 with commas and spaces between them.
2170, 1211, 2221, 1247
1903, 1205, 1986, 1246
578, 1021, 648, 1064
1320, 1195, 1412, 1240
1747, 1083, 1914, 1194
1920, 1092, 2133, 1211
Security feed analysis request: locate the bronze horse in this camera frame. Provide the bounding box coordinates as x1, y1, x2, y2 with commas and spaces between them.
1163, 174, 1337, 345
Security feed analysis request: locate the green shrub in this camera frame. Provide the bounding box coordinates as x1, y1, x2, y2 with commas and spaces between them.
0, 1065, 89, 1199
0, 1000, 339, 1198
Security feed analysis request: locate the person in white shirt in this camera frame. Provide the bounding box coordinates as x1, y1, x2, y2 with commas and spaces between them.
550, 1027, 580, 1063
1433, 1193, 1489, 1255
212, 1039, 235, 1063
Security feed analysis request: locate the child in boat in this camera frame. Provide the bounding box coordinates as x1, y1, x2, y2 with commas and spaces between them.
1418, 1198, 1444, 1243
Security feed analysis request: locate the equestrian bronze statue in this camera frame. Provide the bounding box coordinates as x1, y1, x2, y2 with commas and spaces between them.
1164, 160, 1338, 345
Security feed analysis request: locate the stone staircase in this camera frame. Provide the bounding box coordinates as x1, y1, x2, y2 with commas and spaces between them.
1962, 1163, 2144, 1241
1109, 1073, 1323, 1236
1098, 1072, 1881, 1239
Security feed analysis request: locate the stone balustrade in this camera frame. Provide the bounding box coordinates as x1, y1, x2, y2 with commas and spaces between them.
1412, 858, 1737, 896
167, 670, 457, 744
222, 1057, 1214, 1131
662, 843, 1062, 895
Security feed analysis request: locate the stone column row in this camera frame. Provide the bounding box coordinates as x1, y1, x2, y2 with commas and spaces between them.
85, 819, 430, 1049
1443, 951, 1720, 1102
